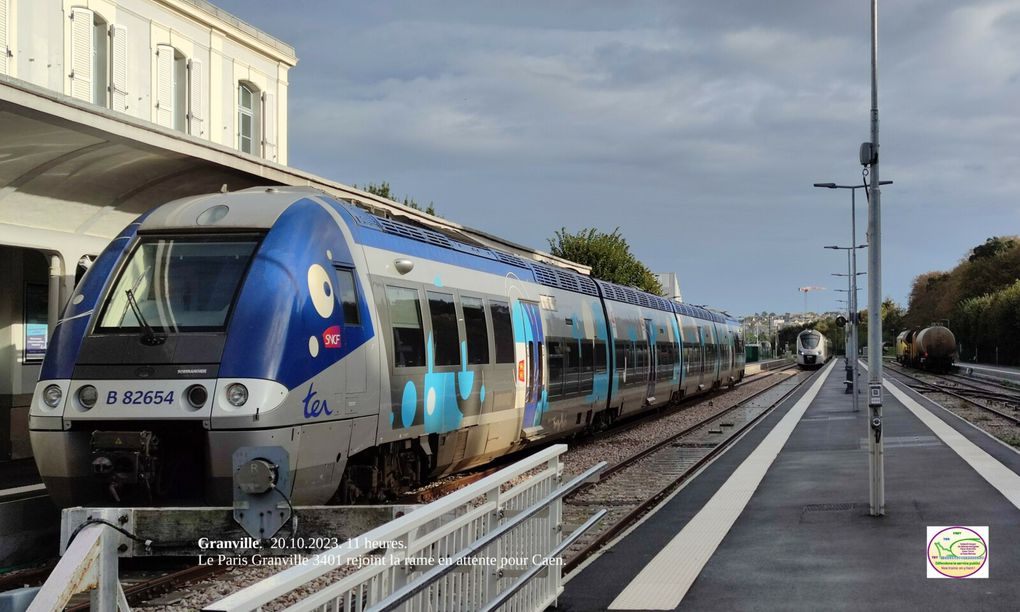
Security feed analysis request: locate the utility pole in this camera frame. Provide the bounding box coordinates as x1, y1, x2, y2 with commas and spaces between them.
865, 0, 885, 517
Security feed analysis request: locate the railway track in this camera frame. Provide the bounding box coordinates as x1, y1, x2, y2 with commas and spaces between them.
119, 365, 802, 606
4, 364, 798, 607
398, 363, 795, 504
66, 564, 231, 610
943, 371, 1020, 399
885, 363, 1020, 427
560, 366, 812, 573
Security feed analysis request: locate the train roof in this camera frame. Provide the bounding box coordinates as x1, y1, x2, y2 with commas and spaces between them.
139, 188, 733, 325
338, 199, 733, 323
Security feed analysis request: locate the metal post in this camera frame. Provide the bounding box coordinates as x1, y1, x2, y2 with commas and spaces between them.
850, 189, 860, 414
867, 0, 885, 517
47, 254, 62, 340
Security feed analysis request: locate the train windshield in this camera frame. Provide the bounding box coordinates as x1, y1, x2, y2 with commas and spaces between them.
800, 334, 820, 349
96, 236, 259, 332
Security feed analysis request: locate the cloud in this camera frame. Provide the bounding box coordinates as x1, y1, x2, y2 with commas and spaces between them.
215, 0, 1020, 315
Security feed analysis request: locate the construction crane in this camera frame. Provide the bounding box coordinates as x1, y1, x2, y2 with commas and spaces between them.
798, 286, 826, 320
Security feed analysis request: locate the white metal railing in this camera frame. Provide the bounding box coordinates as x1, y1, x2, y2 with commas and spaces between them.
205, 444, 606, 612
27, 521, 130, 611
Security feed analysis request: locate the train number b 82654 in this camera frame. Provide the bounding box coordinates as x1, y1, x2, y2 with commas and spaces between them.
106, 390, 176, 405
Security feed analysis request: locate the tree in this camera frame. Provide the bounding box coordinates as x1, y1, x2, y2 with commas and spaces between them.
968, 236, 1016, 262
358, 181, 438, 216
857, 298, 907, 352
548, 227, 664, 295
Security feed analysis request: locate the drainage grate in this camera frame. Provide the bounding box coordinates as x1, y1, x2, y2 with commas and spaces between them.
802, 502, 863, 513
859, 435, 940, 449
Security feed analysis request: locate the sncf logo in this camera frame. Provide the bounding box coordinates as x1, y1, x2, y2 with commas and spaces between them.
323, 325, 341, 349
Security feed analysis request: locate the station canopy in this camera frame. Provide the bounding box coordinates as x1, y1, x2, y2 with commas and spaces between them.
0, 76, 586, 274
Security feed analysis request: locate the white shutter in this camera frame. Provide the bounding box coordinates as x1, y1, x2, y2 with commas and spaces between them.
188, 58, 203, 136
262, 91, 276, 161
0, 0, 9, 76
155, 44, 173, 127
69, 8, 94, 101
110, 25, 128, 112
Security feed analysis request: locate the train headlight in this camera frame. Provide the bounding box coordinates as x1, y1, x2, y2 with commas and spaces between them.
78, 385, 98, 409
226, 383, 249, 407
43, 384, 63, 408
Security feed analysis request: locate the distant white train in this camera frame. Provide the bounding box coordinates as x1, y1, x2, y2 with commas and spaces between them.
796, 329, 833, 369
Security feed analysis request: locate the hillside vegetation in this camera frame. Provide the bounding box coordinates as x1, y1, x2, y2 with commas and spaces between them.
905, 236, 1020, 364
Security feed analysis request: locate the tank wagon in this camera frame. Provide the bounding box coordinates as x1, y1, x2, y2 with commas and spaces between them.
895, 324, 956, 372
30, 187, 744, 508
796, 329, 832, 369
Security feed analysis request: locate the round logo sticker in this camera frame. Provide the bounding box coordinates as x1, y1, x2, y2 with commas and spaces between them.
927, 526, 987, 578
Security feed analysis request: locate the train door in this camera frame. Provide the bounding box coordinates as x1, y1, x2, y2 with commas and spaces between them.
697, 326, 707, 389
513, 300, 545, 434
644, 319, 656, 402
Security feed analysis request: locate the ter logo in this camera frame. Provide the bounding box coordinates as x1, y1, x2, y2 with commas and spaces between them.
302, 383, 332, 419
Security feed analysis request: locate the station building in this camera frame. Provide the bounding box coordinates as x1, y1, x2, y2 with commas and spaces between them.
0, 0, 584, 460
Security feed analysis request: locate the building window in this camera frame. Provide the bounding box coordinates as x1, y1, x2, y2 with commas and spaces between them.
24, 284, 49, 363
238, 82, 258, 154
173, 50, 186, 131
156, 45, 186, 130
1, 0, 10, 77
69, 7, 109, 106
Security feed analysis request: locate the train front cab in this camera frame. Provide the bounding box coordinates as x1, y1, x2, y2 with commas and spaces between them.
796, 331, 825, 369
29, 190, 381, 507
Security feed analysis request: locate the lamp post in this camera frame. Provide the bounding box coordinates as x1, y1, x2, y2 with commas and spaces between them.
816, 176, 889, 516
829, 245, 868, 410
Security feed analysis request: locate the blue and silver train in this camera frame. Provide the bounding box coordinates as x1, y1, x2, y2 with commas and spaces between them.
30, 187, 744, 506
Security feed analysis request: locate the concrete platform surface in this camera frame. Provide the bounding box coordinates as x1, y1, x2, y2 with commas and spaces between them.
558, 361, 1020, 611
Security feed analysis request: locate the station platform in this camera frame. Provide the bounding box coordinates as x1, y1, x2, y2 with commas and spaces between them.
558, 360, 1020, 610
956, 361, 1020, 384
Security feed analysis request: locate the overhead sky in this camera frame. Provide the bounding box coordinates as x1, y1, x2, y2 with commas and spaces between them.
213, 0, 1019, 316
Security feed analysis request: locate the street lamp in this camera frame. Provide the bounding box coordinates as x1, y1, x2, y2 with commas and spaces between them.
811, 178, 893, 516
826, 244, 868, 409
815, 180, 891, 379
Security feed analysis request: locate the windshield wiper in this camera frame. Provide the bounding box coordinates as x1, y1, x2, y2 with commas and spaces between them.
125, 289, 166, 346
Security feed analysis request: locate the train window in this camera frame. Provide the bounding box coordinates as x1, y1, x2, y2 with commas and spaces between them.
637, 341, 649, 382
615, 342, 626, 373
547, 338, 564, 397
581, 339, 594, 393
462, 296, 489, 365
626, 341, 639, 381
490, 301, 515, 363
427, 291, 460, 367
657, 341, 673, 380
386, 286, 426, 368
96, 236, 258, 332
334, 268, 361, 326
594, 340, 607, 372
564, 339, 579, 394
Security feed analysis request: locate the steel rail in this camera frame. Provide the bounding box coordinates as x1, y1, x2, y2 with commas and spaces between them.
886, 364, 1020, 426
